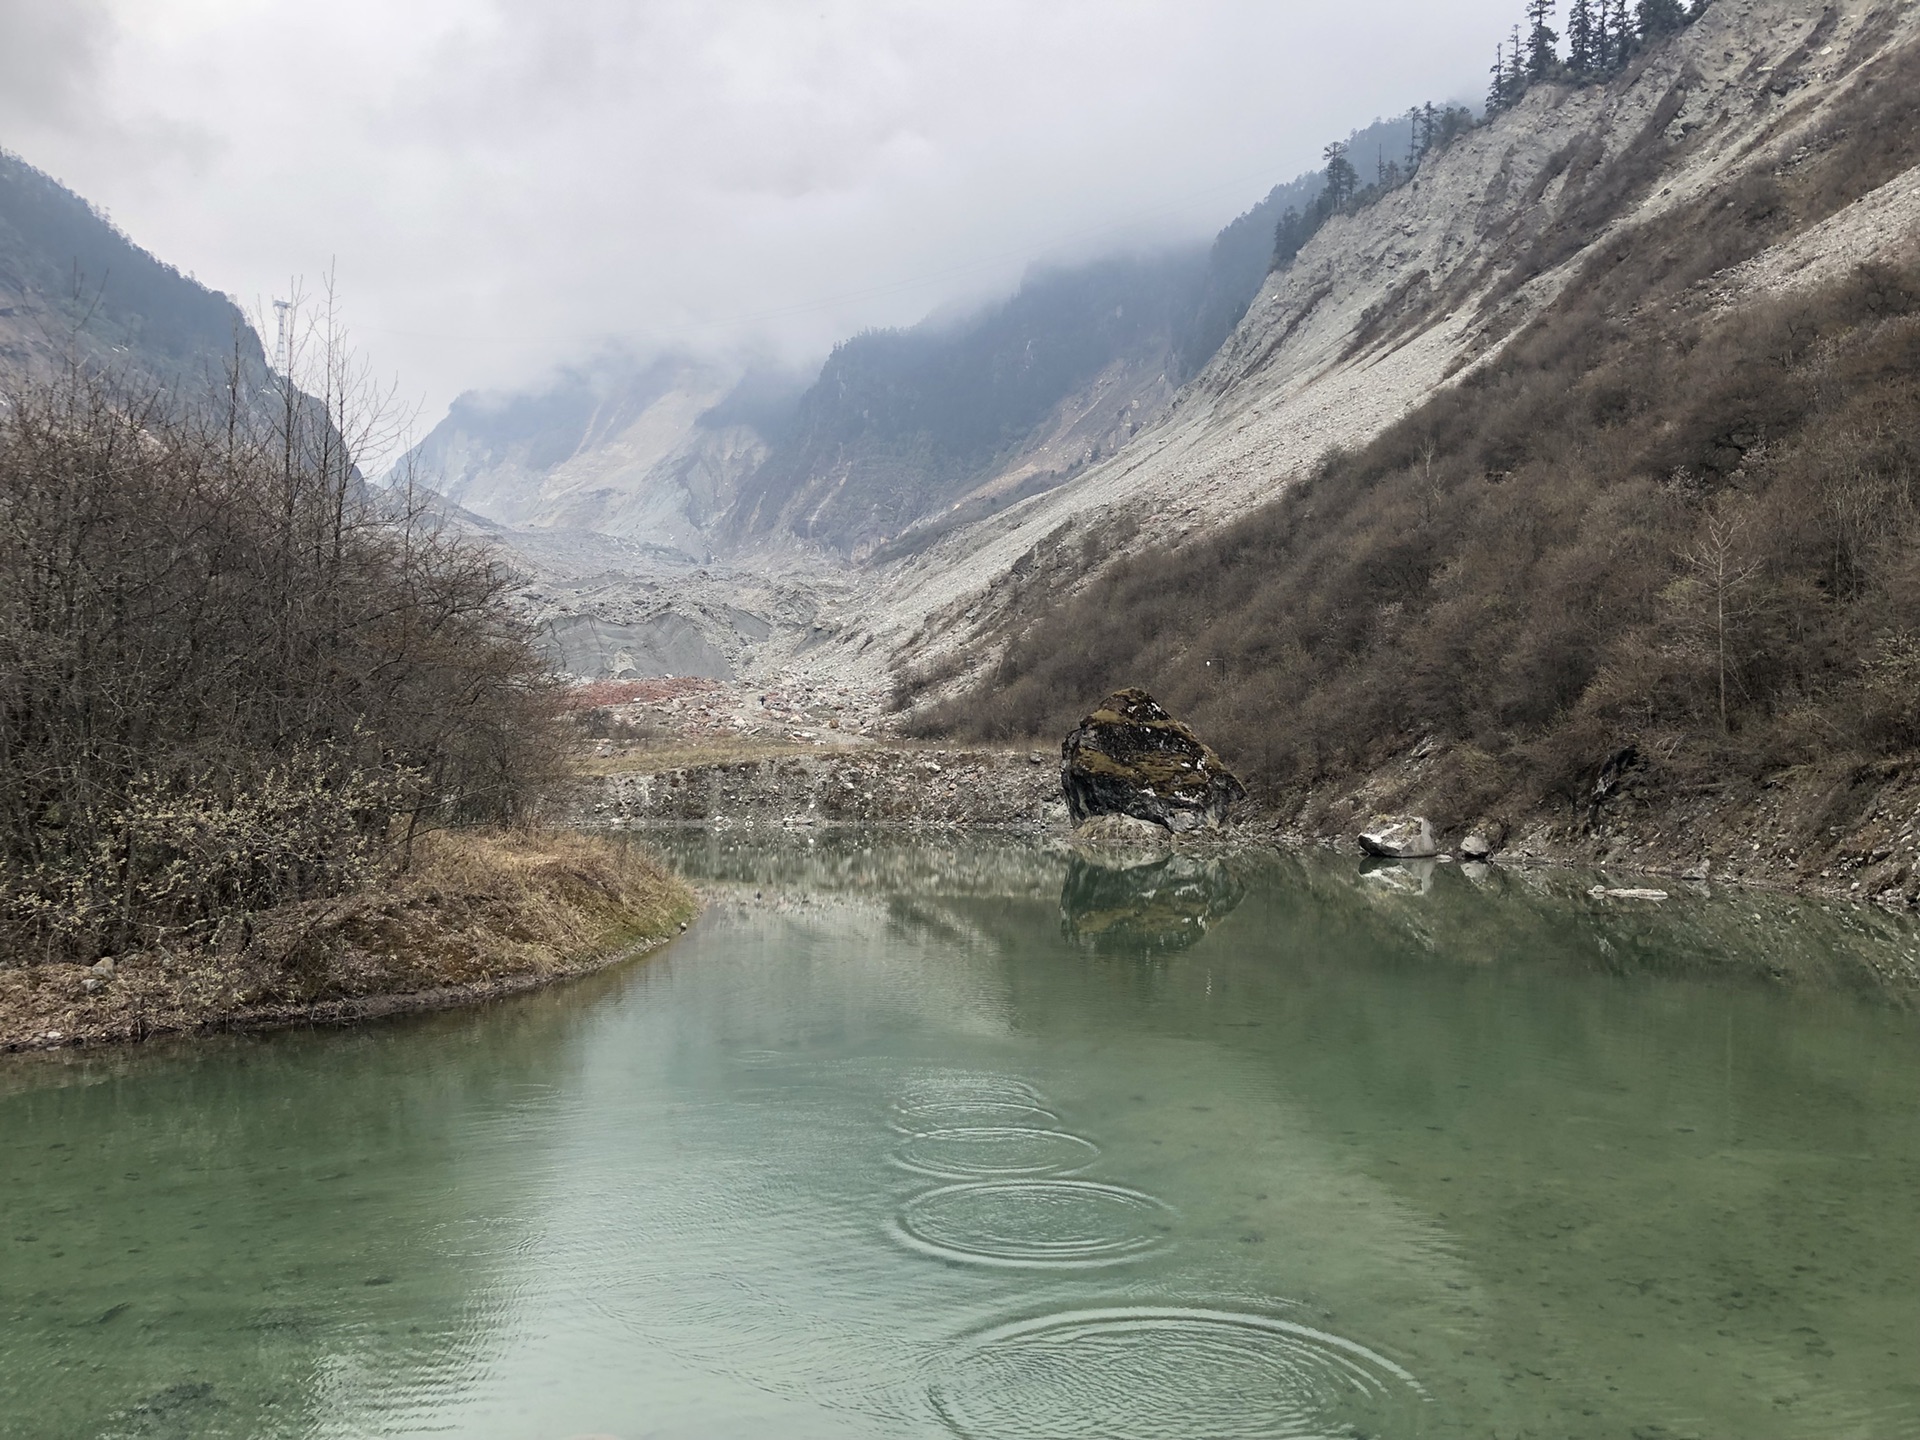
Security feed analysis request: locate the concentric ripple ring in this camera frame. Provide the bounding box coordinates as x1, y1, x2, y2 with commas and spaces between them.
923, 1304, 1430, 1439
892, 1074, 1049, 1114
892, 1127, 1101, 1180
887, 1100, 1062, 1134
891, 1181, 1173, 1269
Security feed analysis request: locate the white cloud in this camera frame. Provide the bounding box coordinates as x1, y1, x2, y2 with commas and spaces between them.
6, 0, 1513, 430
0, 0, 111, 129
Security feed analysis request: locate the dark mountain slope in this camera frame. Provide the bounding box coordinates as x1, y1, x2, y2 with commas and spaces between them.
0, 149, 264, 387
725, 248, 1207, 557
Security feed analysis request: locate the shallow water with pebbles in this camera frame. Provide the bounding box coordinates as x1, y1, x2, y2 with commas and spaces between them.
4, 831, 1920, 1439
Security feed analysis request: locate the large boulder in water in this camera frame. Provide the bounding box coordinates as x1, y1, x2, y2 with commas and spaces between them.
1070, 813, 1175, 868
1357, 815, 1440, 859
1060, 689, 1246, 833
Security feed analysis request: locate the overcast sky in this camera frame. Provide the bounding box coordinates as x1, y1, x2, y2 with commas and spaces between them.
3, 0, 1512, 431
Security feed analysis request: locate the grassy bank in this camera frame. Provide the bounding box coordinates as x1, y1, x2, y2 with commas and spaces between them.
0, 828, 697, 1053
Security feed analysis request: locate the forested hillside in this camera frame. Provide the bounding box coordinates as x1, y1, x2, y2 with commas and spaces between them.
0, 150, 263, 387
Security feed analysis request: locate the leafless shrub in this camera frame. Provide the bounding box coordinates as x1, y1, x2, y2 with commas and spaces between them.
0, 342, 563, 961
924, 222, 1920, 819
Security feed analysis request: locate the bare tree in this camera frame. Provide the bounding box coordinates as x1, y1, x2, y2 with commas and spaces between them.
0, 309, 561, 961
1675, 508, 1762, 734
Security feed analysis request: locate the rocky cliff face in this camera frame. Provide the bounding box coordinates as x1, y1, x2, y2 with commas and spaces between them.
398, 354, 796, 561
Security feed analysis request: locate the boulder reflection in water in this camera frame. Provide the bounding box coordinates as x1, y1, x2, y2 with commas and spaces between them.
1059, 854, 1247, 954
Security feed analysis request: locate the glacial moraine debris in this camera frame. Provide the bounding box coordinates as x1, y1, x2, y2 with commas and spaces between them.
1060, 689, 1246, 833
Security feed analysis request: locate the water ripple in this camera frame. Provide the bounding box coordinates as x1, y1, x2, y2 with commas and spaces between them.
923, 1304, 1431, 1439
892, 1072, 1049, 1114
892, 1126, 1101, 1180
886, 1100, 1062, 1134
891, 1180, 1173, 1269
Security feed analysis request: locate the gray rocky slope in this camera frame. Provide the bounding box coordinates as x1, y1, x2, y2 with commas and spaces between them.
840, 0, 1920, 695
429, 0, 1920, 692
398, 352, 785, 561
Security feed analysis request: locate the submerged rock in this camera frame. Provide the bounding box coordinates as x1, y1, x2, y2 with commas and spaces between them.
1358, 815, 1440, 859
1060, 689, 1245, 833
1070, 813, 1175, 868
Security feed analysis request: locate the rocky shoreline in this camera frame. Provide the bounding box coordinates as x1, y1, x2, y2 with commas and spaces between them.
583, 747, 1069, 829
584, 742, 1920, 913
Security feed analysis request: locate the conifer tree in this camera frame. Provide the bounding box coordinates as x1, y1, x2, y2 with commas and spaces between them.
1323, 141, 1359, 208
1605, 0, 1632, 69
1527, 0, 1560, 78
1636, 0, 1687, 37
1509, 25, 1530, 91
1567, 0, 1598, 77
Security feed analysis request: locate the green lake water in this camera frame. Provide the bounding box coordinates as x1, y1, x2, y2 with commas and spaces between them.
4, 832, 1919, 1439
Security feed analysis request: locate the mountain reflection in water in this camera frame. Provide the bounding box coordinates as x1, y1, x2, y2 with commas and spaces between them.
4, 827, 1918, 1440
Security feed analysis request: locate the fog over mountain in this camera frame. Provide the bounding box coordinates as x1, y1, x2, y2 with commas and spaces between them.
0, 0, 1514, 434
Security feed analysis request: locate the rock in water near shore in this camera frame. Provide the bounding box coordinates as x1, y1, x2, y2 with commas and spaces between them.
1071, 813, 1176, 867
1358, 815, 1440, 859
1060, 689, 1246, 833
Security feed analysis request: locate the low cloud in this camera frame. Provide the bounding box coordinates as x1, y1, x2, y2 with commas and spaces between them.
9, 0, 1513, 431
0, 0, 111, 131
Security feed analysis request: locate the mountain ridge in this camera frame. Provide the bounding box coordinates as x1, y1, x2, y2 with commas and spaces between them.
0, 148, 269, 396
852, 0, 1920, 693
394, 114, 1420, 570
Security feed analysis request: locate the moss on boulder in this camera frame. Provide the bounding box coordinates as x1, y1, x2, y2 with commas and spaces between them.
1060, 688, 1246, 832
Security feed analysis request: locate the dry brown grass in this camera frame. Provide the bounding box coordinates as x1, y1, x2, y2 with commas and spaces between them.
0, 827, 697, 1052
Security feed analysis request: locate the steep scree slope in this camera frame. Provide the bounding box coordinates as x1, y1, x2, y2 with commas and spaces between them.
844, 0, 1920, 688
900, 0, 1920, 903
398, 354, 801, 561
